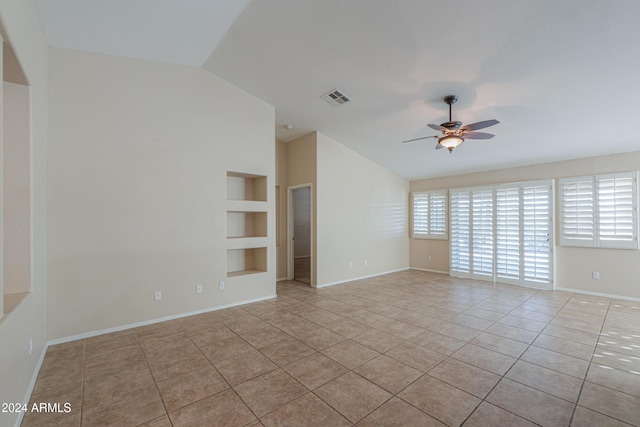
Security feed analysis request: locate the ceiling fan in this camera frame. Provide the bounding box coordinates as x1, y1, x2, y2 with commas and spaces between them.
402, 95, 499, 153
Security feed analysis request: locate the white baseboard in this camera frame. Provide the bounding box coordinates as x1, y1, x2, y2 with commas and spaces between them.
15, 342, 49, 427
316, 267, 410, 289
47, 294, 277, 346
555, 287, 640, 303
410, 267, 449, 275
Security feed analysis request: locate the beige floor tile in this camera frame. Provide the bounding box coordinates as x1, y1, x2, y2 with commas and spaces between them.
322, 339, 380, 369
314, 372, 392, 423
398, 374, 480, 426
22, 411, 82, 427
235, 369, 308, 417
428, 358, 500, 398
260, 393, 350, 427
324, 318, 370, 338
169, 389, 256, 427
385, 342, 446, 372
410, 330, 467, 355
464, 401, 538, 427
83, 364, 156, 408
357, 397, 445, 427
156, 365, 229, 412
578, 381, 640, 425
470, 332, 529, 358
82, 384, 165, 426
505, 360, 583, 402
451, 313, 495, 331
186, 324, 237, 347
484, 322, 539, 344
586, 363, 640, 398
571, 406, 633, 427
486, 378, 574, 427
139, 415, 173, 427
541, 324, 599, 346
499, 314, 548, 333
83, 330, 138, 358
199, 335, 255, 364
428, 321, 481, 341
598, 325, 640, 357
259, 337, 316, 366
452, 343, 516, 375
239, 325, 291, 348
462, 307, 507, 322
521, 346, 589, 379
22, 388, 82, 427
296, 327, 347, 350
283, 352, 348, 390
533, 333, 595, 361
354, 355, 422, 394
508, 307, 555, 323
352, 329, 405, 353
375, 319, 427, 339
214, 349, 277, 386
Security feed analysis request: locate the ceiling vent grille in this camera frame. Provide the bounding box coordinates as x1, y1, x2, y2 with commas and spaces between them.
321, 89, 351, 107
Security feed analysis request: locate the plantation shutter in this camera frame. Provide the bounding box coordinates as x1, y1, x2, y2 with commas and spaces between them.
560, 172, 638, 249
450, 190, 470, 276
560, 178, 594, 247
496, 186, 520, 283
597, 173, 638, 249
523, 182, 552, 285
412, 190, 447, 239
471, 189, 494, 278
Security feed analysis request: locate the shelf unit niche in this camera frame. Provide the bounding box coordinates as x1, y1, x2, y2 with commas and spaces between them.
226, 172, 268, 278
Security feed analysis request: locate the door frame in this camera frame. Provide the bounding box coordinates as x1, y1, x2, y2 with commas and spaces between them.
287, 183, 314, 284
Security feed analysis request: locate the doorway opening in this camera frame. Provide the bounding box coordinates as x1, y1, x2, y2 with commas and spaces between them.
288, 184, 312, 285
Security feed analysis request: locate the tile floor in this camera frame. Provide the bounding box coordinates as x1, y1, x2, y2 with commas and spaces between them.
21, 270, 640, 426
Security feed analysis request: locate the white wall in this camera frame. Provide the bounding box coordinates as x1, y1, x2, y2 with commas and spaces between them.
0, 1, 48, 426
47, 48, 275, 340
316, 132, 409, 286
410, 151, 640, 300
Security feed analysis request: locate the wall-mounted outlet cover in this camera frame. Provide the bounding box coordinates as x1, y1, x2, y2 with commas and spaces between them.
196, 284, 203, 294
154, 291, 162, 301
219, 281, 225, 290
349, 261, 353, 269
592, 272, 600, 280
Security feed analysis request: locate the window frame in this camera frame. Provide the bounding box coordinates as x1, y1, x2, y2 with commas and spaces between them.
411, 189, 448, 240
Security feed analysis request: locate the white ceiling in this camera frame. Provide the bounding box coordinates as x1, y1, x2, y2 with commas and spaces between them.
37, 0, 640, 180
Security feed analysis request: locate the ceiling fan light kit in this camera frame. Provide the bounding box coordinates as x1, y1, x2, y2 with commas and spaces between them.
402, 95, 499, 153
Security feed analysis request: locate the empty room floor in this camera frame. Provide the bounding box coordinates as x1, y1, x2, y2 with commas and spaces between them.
21, 270, 640, 426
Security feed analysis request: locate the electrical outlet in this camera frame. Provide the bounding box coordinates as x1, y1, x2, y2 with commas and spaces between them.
349, 261, 353, 269
154, 291, 162, 301
428, 255, 432, 261
29, 337, 33, 355
592, 272, 600, 280
364, 259, 368, 266
196, 284, 203, 294
219, 281, 225, 290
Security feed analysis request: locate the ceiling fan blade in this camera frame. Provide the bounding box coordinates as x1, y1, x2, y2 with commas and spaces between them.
427, 123, 446, 132
435, 142, 444, 150
461, 119, 499, 131
401, 135, 438, 143
463, 131, 495, 140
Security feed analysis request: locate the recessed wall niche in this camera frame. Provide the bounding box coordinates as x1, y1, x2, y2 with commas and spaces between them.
2, 39, 32, 316
226, 171, 268, 278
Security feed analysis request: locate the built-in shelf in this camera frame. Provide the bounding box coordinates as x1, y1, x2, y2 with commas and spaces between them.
227, 211, 267, 238
226, 171, 268, 278
227, 248, 267, 277
227, 172, 267, 201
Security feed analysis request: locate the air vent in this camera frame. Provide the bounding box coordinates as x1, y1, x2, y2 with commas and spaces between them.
321, 89, 351, 107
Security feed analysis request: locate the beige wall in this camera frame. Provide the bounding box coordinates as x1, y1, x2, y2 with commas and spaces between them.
410, 151, 640, 299
275, 140, 287, 279
316, 132, 410, 286
286, 133, 317, 284
0, 1, 48, 426
4, 81, 30, 294
47, 48, 275, 340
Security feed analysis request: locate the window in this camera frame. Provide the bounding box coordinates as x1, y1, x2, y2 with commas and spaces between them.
411, 190, 447, 239
450, 180, 553, 289
560, 172, 638, 249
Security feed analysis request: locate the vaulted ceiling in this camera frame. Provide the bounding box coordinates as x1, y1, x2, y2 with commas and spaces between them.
37, 0, 640, 180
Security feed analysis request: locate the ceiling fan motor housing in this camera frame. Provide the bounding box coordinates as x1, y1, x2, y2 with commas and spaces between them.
441, 121, 462, 130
